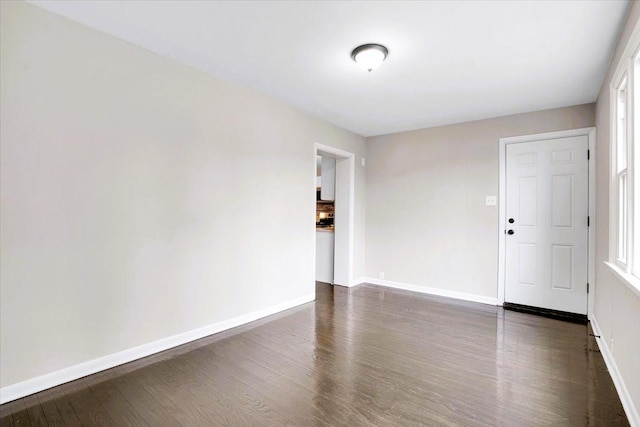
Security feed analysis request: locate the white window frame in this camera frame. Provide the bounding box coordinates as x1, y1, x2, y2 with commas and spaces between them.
634, 51, 640, 279
606, 23, 640, 298
612, 74, 629, 268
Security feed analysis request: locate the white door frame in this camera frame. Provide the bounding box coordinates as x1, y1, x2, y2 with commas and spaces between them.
315, 143, 355, 287
497, 127, 596, 313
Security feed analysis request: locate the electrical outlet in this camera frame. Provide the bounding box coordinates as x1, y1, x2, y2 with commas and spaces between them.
379, 272, 385, 280
485, 196, 497, 206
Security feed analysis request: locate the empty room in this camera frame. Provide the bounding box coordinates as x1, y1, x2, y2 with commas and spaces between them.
1, 1, 639, 426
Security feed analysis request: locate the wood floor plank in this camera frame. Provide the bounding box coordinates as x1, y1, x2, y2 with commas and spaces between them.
10, 408, 31, 427
81, 374, 149, 427
161, 351, 284, 426
62, 379, 115, 426
0, 415, 13, 427
178, 351, 292, 425
33, 391, 66, 427
21, 395, 46, 427
0, 282, 630, 426
131, 353, 272, 426
121, 363, 197, 426
189, 346, 336, 426
101, 370, 182, 427
40, 388, 81, 427
0, 400, 25, 420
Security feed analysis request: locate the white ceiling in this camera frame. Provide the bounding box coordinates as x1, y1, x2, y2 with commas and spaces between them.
30, 1, 630, 137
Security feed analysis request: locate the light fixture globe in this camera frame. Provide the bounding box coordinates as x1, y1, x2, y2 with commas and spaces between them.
351, 44, 388, 72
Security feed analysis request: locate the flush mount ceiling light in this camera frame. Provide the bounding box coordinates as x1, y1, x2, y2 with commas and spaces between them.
351, 44, 388, 72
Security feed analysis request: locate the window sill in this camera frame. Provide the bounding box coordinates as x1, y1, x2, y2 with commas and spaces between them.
604, 261, 640, 298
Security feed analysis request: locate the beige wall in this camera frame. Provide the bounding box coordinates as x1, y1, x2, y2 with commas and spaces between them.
594, 0, 640, 421
365, 104, 595, 298
0, 1, 366, 389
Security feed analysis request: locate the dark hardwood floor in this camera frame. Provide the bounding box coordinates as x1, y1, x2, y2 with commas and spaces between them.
0, 282, 629, 426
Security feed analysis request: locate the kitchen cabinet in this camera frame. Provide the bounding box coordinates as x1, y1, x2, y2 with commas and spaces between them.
315, 230, 334, 283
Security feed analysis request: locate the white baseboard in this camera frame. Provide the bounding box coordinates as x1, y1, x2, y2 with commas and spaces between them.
589, 315, 639, 427
0, 293, 314, 405
348, 277, 367, 288
361, 277, 498, 306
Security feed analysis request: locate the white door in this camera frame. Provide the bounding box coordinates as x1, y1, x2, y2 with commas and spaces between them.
505, 135, 589, 314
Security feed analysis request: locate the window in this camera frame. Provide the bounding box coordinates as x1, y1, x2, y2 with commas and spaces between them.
633, 52, 640, 277
615, 76, 628, 266
609, 37, 640, 292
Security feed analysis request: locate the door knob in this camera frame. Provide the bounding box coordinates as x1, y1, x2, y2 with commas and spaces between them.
507, 229, 515, 235
508, 218, 515, 224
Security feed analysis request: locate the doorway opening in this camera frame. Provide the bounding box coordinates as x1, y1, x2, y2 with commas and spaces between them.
315, 144, 355, 287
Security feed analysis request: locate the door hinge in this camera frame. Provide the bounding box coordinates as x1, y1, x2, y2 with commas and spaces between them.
587, 283, 590, 293
588, 216, 590, 227
588, 149, 590, 160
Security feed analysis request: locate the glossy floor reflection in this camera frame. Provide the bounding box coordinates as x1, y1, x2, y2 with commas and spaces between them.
0, 282, 630, 426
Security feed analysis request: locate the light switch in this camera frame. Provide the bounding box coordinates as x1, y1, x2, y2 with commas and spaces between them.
485, 196, 497, 206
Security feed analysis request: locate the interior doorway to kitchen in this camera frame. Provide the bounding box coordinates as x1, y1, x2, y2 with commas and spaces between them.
315, 144, 355, 287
